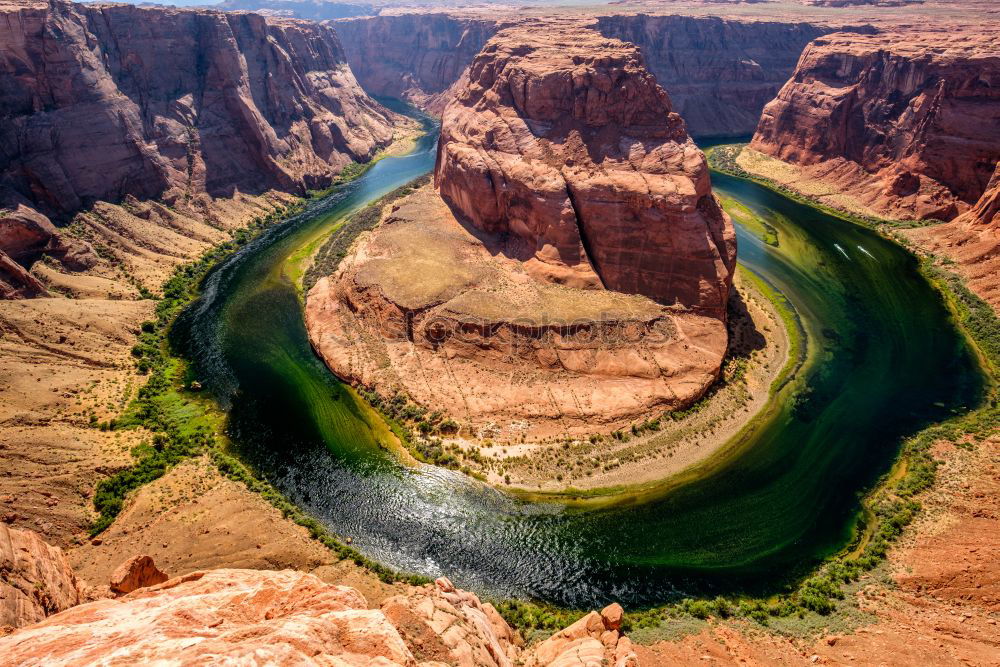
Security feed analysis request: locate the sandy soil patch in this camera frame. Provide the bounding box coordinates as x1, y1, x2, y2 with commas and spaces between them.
68, 456, 406, 606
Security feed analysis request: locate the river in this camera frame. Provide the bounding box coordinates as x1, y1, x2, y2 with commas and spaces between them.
171, 121, 984, 608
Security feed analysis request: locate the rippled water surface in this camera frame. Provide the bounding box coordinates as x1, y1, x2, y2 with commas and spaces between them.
172, 125, 984, 607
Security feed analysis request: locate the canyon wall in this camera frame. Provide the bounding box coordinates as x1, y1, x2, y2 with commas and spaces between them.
0, 0, 400, 298
332, 13, 860, 137
436, 21, 736, 317
593, 15, 857, 137
750, 32, 1000, 221
905, 161, 1000, 310
332, 13, 506, 113
0, 0, 397, 217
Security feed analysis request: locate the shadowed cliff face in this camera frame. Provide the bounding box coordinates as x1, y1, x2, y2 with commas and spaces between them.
332, 13, 506, 114
331, 13, 857, 138
435, 22, 736, 317
0, 0, 398, 218
593, 15, 855, 138
751, 32, 1000, 221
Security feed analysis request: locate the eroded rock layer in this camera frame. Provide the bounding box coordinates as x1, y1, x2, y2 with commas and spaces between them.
0, 525, 86, 634
435, 22, 736, 317
0, 0, 398, 216
0, 0, 401, 298
307, 186, 727, 437
751, 32, 1000, 221
905, 162, 1000, 309
0, 565, 637, 667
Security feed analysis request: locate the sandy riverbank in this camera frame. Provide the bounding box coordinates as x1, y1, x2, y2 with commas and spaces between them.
443, 271, 792, 494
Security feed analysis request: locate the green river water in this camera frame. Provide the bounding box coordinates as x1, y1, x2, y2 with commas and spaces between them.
172, 122, 985, 607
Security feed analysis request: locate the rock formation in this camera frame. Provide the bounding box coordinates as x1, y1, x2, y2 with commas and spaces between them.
0, 0, 402, 298
0, 0, 398, 217
0, 525, 86, 635
307, 186, 728, 437
905, 161, 1000, 309
332, 13, 506, 114
332, 13, 869, 137
307, 24, 734, 438
750, 32, 1000, 221
592, 15, 865, 138
0, 566, 637, 667
436, 22, 736, 317
0, 204, 97, 298
109, 555, 169, 596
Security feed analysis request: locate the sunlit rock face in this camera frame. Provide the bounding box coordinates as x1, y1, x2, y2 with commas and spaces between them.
751, 32, 1000, 222
435, 22, 736, 317
0, 0, 399, 218
306, 22, 734, 439
593, 14, 858, 138
0, 567, 638, 667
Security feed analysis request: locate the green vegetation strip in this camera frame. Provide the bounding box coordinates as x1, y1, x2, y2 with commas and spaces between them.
719, 195, 779, 246
88, 174, 431, 586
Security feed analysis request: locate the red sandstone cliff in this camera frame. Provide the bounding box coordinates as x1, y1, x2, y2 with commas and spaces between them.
306, 23, 734, 437
0, 0, 401, 298
331, 13, 864, 138
435, 22, 736, 317
905, 161, 1000, 309
0, 524, 87, 635
750, 32, 1000, 221
0, 0, 398, 215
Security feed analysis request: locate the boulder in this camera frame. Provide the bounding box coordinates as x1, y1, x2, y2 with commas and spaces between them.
109, 555, 169, 595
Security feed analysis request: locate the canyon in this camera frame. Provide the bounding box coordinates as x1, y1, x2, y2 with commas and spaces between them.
741, 29, 1000, 308
306, 21, 737, 440
331, 11, 868, 137
0, 0, 998, 666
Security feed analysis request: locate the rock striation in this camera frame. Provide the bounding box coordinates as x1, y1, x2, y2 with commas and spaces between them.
0, 0, 401, 297
905, 161, 1000, 310
750, 32, 1000, 221
0, 0, 398, 216
0, 567, 638, 667
307, 186, 728, 437
0, 525, 86, 635
436, 23, 736, 317
592, 15, 864, 138
332, 13, 863, 137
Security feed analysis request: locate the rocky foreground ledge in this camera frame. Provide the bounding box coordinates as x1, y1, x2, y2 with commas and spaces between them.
0, 524, 636, 666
